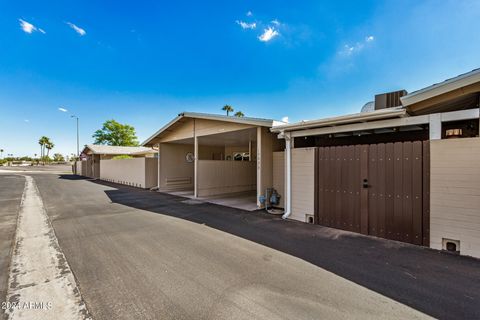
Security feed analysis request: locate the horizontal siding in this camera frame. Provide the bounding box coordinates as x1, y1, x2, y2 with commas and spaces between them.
197, 160, 256, 197
430, 138, 480, 258
291, 148, 315, 222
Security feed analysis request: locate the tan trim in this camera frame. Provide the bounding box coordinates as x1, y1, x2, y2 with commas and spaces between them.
404, 82, 480, 113
271, 108, 407, 132
281, 108, 479, 139
401, 68, 480, 107
142, 112, 280, 146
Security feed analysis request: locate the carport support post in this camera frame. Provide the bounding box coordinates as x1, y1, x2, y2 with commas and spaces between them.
194, 135, 198, 198
429, 113, 442, 140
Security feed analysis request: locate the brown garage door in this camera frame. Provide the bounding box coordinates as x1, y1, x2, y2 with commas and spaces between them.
315, 141, 430, 246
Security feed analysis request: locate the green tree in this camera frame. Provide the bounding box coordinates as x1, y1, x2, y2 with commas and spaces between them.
53, 153, 65, 162
222, 105, 234, 116
112, 154, 133, 160
234, 111, 245, 117
45, 141, 54, 159
38, 136, 50, 165
92, 120, 139, 146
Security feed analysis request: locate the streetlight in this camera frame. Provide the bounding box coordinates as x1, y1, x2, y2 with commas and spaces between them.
71, 115, 79, 158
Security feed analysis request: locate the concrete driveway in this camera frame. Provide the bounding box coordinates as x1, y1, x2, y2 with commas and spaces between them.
2, 172, 479, 319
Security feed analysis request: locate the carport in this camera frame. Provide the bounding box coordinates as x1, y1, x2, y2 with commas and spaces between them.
142, 112, 285, 210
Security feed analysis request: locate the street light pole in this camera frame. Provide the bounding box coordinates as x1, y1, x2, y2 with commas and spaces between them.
71, 115, 79, 158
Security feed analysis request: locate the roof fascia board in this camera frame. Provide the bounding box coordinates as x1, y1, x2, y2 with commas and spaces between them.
142, 112, 277, 146
271, 108, 406, 132
181, 112, 274, 127
289, 115, 429, 138
286, 108, 479, 138
401, 70, 480, 106
141, 115, 184, 146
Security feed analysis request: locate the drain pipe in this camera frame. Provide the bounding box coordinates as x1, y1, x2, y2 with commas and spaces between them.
282, 131, 292, 220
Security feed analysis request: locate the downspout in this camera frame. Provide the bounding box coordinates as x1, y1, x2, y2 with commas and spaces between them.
282, 131, 292, 220
156, 143, 160, 190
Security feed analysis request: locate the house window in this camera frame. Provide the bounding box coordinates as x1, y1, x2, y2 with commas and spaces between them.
233, 152, 250, 161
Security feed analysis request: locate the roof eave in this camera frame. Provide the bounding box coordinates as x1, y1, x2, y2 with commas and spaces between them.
400, 69, 480, 107
271, 107, 407, 133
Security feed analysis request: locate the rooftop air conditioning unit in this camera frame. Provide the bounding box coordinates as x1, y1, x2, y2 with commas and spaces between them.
374, 90, 408, 110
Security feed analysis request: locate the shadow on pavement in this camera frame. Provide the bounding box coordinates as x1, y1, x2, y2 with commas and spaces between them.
92, 179, 479, 320
58, 174, 91, 181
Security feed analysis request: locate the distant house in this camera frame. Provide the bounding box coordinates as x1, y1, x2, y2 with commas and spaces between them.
75, 144, 156, 179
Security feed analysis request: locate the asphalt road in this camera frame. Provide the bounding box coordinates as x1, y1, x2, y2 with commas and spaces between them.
0, 175, 24, 320
3, 172, 480, 319
30, 173, 433, 320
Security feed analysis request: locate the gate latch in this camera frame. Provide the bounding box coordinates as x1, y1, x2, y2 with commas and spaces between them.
362, 179, 369, 188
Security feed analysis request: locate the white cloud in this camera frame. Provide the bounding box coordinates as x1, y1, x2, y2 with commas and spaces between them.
236, 20, 256, 30
340, 35, 375, 56
58, 107, 68, 112
271, 19, 281, 26
67, 22, 86, 36
246, 11, 253, 17
258, 27, 279, 42
19, 19, 45, 34
281, 116, 289, 123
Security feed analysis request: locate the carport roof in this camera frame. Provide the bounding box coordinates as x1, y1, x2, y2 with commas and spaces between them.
82, 144, 154, 155
142, 111, 284, 146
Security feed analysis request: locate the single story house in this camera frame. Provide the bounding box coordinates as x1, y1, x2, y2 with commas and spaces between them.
75, 145, 157, 186
271, 68, 480, 258
142, 112, 285, 210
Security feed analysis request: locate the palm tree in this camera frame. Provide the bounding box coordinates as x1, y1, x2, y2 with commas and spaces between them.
45, 141, 54, 161
38, 136, 50, 165
222, 105, 234, 116
234, 111, 244, 117
0, 149, 3, 159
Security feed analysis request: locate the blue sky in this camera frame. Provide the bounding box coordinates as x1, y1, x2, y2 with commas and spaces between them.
1, 0, 479, 157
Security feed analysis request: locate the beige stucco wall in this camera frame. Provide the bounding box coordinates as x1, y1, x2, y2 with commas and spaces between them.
291, 148, 316, 222
430, 137, 480, 258
93, 155, 100, 179
273, 151, 285, 208
75, 161, 82, 175
100, 158, 158, 189
144, 158, 159, 189
86, 159, 93, 178
159, 143, 194, 191
197, 160, 256, 197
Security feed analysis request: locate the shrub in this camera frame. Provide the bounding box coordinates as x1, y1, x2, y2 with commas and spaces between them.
112, 154, 133, 160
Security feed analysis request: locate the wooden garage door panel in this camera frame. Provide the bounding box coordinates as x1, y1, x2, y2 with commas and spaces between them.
315, 141, 428, 246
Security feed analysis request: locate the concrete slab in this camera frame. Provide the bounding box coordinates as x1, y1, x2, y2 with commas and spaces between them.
167, 190, 259, 211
